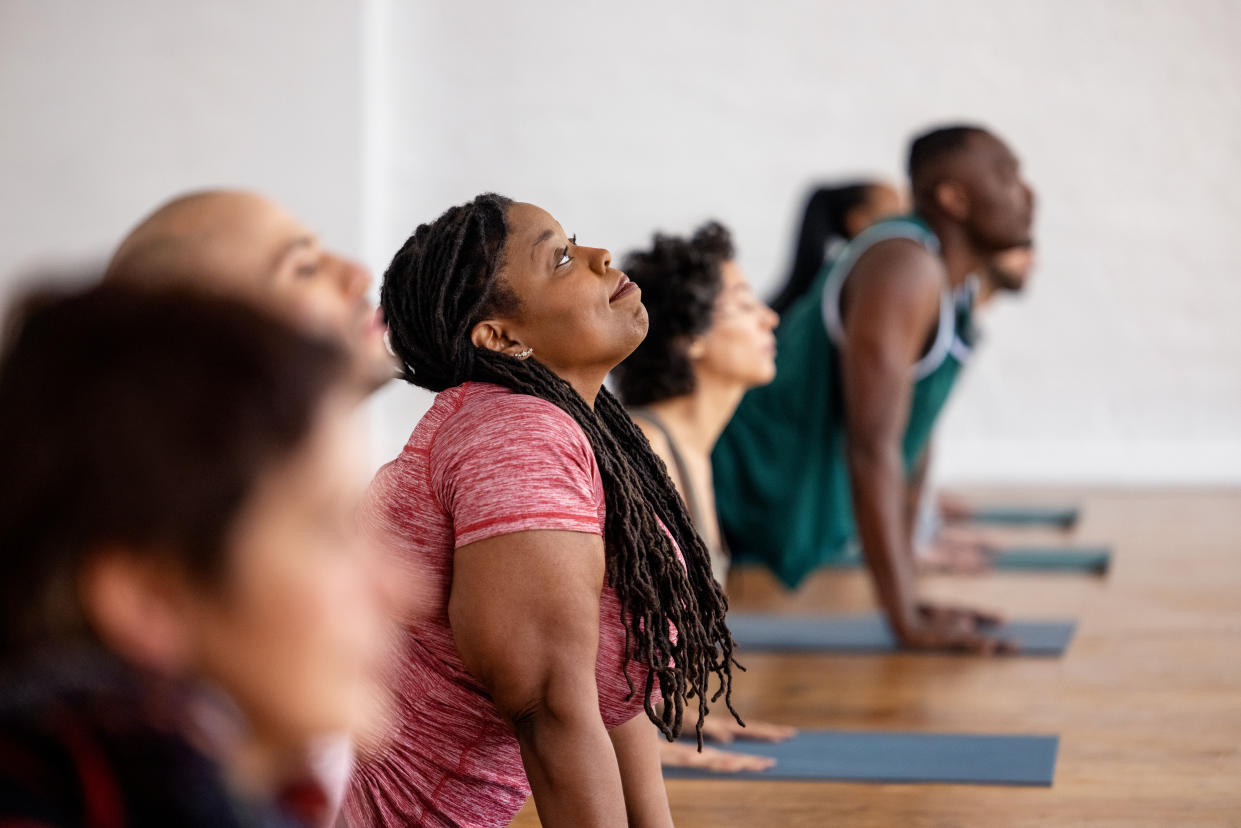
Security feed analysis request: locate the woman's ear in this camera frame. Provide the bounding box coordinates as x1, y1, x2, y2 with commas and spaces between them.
686, 335, 708, 361
79, 549, 196, 674
470, 320, 528, 357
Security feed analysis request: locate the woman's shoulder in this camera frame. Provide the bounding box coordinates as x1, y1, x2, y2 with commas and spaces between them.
445, 382, 587, 443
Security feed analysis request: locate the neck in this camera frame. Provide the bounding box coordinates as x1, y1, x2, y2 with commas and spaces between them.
188, 682, 290, 804
643, 373, 746, 457
919, 210, 984, 290
554, 365, 608, 409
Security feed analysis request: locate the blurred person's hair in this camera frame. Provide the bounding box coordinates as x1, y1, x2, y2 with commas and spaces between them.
613, 222, 734, 407
907, 124, 989, 205
0, 280, 351, 663
769, 182, 879, 316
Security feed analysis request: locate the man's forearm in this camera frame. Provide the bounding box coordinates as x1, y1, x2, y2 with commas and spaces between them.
848, 440, 920, 636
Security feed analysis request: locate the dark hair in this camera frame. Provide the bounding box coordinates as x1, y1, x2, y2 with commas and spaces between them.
908, 124, 989, 207
0, 281, 351, 662
768, 183, 879, 316
381, 194, 740, 743
613, 221, 734, 407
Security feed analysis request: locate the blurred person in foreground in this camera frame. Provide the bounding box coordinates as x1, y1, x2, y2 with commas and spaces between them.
713, 125, 1037, 653
104, 189, 403, 819
0, 282, 393, 826
613, 221, 795, 773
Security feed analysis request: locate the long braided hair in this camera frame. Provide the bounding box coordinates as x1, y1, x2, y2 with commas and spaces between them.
382, 193, 740, 743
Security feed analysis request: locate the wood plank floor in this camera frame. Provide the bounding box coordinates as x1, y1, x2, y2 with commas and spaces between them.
511, 488, 1241, 827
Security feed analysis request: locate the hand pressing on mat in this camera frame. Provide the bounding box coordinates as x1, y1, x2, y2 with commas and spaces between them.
659, 740, 776, 773
699, 716, 797, 744
936, 491, 976, 522
916, 526, 1004, 574
896, 603, 1018, 655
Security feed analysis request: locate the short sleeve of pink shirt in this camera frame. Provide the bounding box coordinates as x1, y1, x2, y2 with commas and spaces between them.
430, 391, 606, 549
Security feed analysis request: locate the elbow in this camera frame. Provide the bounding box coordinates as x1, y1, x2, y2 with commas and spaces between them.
495, 674, 601, 744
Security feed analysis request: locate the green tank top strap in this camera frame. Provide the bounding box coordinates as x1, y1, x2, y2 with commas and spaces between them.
820, 215, 956, 380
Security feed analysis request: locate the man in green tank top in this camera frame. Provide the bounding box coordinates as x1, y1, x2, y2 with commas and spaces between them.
713, 125, 1035, 653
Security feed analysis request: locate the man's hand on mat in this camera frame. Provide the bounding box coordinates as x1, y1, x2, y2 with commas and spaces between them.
936, 491, 975, 522
916, 527, 1003, 574
898, 602, 1019, 654
659, 740, 776, 772
699, 716, 797, 744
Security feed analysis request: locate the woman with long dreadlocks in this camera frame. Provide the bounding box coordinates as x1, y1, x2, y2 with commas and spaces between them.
343, 196, 739, 827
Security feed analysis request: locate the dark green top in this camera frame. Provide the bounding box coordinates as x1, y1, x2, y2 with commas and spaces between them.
711, 216, 977, 588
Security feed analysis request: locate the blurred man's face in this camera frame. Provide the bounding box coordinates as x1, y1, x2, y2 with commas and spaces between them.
108, 192, 397, 392
231, 197, 396, 391
959, 133, 1036, 254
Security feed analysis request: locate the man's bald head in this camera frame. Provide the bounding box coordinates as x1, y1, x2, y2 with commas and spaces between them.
108, 189, 396, 391
106, 190, 304, 300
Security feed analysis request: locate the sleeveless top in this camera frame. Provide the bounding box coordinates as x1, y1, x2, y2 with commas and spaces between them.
711, 216, 977, 588
628, 407, 729, 586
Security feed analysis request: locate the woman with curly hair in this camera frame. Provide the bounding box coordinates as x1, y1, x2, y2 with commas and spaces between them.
613, 222, 794, 773
344, 196, 741, 827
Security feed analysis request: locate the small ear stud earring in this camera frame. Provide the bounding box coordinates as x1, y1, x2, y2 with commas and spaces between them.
514, 347, 534, 360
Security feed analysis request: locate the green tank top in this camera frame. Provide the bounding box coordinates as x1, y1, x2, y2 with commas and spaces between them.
711, 216, 977, 588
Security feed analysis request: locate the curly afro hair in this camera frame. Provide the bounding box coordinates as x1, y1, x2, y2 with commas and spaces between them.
614, 221, 734, 407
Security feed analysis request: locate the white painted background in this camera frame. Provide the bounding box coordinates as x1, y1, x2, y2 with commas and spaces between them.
4, 0, 1239, 484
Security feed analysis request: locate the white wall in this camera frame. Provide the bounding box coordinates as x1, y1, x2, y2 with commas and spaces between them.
3, 0, 1238, 484
372, 0, 1241, 484
0, 0, 364, 299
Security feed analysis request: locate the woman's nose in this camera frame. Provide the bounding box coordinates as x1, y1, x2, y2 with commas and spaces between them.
585, 246, 611, 276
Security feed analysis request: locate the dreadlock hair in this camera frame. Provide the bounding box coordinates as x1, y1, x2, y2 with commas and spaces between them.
381, 193, 740, 744
769, 182, 877, 316
613, 221, 734, 407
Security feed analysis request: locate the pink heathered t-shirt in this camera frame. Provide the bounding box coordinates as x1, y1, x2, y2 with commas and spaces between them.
344, 382, 654, 828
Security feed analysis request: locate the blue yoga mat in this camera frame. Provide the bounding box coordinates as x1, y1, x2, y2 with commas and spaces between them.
726, 611, 1075, 656
962, 505, 1080, 528
826, 545, 1111, 574
662, 729, 1059, 786
991, 546, 1111, 574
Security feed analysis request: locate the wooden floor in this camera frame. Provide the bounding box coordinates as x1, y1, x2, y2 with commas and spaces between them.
512, 488, 1241, 827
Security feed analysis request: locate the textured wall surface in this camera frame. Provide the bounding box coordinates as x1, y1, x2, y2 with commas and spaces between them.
3, 1, 1237, 483
373, 0, 1241, 484
0, 0, 364, 301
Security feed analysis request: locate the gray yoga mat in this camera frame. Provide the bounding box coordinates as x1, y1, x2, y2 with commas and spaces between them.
825, 545, 1111, 574
662, 729, 1059, 786
990, 545, 1111, 574
726, 611, 1075, 656
963, 505, 1080, 528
